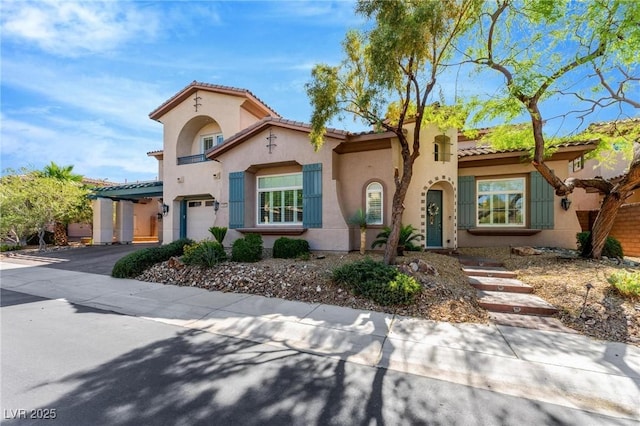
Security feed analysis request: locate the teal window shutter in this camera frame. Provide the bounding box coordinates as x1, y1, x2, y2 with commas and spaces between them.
229, 172, 245, 229
457, 176, 475, 229
303, 163, 322, 228
530, 171, 554, 229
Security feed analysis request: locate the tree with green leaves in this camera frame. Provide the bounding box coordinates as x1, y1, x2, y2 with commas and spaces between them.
39, 161, 89, 245
0, 168, 91, 250
465, 0, 639, 259
307, 0, 479, 264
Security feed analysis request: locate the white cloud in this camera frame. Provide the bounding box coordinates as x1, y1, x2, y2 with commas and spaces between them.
1, 113, 159, 181
2, 57, 167, 131
1, 0, 159, 57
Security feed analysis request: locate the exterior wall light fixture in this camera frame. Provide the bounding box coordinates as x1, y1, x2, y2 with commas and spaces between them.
560, 196, 572, 211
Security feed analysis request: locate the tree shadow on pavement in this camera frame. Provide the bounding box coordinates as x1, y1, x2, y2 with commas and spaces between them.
4, 324, 632, 426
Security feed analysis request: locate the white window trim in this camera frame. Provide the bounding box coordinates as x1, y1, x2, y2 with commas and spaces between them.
365, 182, 383, 225
256, 172, 303, 226
476, 177, 526, 227
201, 133, 223, 153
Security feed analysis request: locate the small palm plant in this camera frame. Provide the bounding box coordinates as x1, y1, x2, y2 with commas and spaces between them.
209, 226, 227, 245
349, 209, 368, 255
371, 224, 424, 256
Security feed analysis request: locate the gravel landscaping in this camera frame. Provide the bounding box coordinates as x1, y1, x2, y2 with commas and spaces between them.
137, 251, 489, 324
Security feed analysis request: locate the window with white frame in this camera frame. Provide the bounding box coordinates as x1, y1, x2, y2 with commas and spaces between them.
201, 133, 224, 153
366, 182, 383, 225
477, 178, 525, 226
258, 173, 303, 225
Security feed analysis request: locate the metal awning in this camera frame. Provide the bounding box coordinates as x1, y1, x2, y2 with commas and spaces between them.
90, 181, 163, 200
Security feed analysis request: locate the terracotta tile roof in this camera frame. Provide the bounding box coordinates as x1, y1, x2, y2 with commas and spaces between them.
147, 150, 163, 156
206, 116, 349, 159
457, 140, 597, 158
149, 81, 280, 120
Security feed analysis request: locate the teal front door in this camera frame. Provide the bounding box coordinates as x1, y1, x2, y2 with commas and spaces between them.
426, 190, 443, 247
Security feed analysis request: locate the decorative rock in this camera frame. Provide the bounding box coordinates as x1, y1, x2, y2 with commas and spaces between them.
167, 256, 185, 270
511, 246, 542, 256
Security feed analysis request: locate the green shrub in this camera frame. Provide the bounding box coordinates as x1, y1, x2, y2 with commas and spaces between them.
371, 224, 424, 255
576, 232, 624, 258
111, 238, 193, 278
231, 233, 263, 262
209, 226, 227, 244
182, 241, 227, 267
608, 270, 640, 298
0, 244, 22, 252
332, 258, 421, 305
273, 237, 310, 259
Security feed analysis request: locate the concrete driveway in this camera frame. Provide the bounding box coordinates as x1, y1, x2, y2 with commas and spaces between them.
0, 243, 159, 276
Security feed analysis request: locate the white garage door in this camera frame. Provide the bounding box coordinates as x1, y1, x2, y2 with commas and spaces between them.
186, 200, 215, 242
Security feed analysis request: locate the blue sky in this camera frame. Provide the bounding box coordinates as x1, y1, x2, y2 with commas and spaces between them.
1, 0, 637, 183
1, 0, 364, 183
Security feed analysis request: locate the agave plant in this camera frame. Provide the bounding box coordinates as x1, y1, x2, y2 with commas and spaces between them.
371, 224, 424, 256
208, 226, 227, 245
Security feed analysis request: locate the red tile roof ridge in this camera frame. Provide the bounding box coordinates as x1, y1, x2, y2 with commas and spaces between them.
149, 81, 280, 120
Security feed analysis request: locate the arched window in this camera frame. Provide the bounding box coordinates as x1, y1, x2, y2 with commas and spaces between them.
434, 135, 450, 162
366, 182, 383, 225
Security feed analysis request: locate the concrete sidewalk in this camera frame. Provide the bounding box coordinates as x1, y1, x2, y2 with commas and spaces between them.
1, 258, 639, 421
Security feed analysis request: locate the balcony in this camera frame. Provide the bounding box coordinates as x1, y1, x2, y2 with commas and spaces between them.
177, 154, 211, 165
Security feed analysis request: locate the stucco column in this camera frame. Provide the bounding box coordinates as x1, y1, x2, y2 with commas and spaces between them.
92, 198, 113, 245
115, 200, 134, 244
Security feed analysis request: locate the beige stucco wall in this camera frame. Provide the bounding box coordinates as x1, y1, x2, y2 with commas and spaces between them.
133, 200, 160, 238
336, 148, 394, 251
458, 160, 582, 249
403, 124, 459, 249
156, 91, 266, 242
214, 127, 349, 251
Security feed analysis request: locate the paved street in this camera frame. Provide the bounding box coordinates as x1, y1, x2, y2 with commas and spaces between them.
0, 243, 158, 275
2, 288, 636, 426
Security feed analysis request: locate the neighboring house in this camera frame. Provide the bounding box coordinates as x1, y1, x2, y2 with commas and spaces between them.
91, 81, 599, 252
567, 118, 640, 256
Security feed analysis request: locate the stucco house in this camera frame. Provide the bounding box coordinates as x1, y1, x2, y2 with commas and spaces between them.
91, 81, 598, 252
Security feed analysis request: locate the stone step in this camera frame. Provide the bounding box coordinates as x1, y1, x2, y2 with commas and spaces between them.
477, 290, 558, 316
462, 266, 517, 279
468, 276, 533, 293
458, 256, 504, 268
489, 312, 577, 334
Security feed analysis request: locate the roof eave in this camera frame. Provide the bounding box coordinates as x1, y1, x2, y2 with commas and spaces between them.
149, 82, 279, 121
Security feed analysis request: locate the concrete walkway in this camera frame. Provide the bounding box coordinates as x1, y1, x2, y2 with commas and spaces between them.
1, 257, 639, 422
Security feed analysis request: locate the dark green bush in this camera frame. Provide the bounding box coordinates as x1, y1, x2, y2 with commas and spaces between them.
0, 244, 22, 252
231, 233, 263, 262
273, 237, 310, 259
332, 258, 421, 306
576, 232, 624, 258
26, 231, 54, 246
182, 241, 227, 267
111, 238, 193, 278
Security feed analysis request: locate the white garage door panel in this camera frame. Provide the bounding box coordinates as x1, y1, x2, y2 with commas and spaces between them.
187, 200, 214, 241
